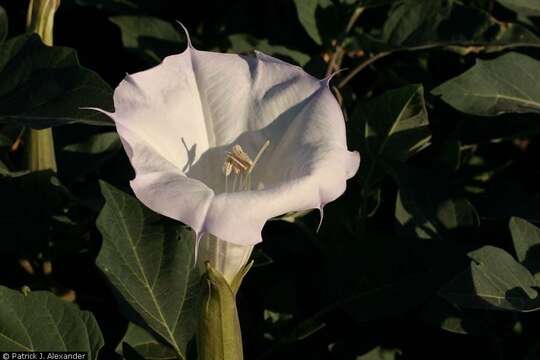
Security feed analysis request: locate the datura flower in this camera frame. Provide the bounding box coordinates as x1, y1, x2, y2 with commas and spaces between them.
91, 28, 359, 283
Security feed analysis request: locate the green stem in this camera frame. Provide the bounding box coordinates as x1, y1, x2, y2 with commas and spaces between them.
198, 261, 253, 360
325, 5, 365, 77
25, 0, 59, 172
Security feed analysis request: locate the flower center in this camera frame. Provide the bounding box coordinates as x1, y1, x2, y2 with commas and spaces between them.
222, 140, 270, 193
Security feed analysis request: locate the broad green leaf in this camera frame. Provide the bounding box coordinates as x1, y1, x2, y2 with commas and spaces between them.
60, 132, 122, 180
421, 298, 494, 336
394, 166, 479, 239
63, 132, 121, 154
382, 0, 540, 50
0, 6, 7, 44
0, 286, 103, 357
0, 34, 113, 128
346, 0, 540, 54
352, 84, 431, 191
357, 346, 402, 360
293, 0, 332, 45
510, 217, 540, 280
496, 0, 540, 17
96, 181, 202, 359
117, 323, 177, 360
432, 52, 540, 116
440, 246, 540, 311
227, 34, 310, 66
110, 16, 184, 63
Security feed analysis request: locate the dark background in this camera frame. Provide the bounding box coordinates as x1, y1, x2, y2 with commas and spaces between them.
2, 0, 540, 359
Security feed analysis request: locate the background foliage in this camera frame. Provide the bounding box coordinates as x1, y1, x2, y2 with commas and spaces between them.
1, 0, 540, 358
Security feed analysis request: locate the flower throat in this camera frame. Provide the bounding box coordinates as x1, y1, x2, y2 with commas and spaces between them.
222, 140, 270, 193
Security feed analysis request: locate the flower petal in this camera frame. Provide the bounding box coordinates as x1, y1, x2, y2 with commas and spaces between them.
103, 43, 359, 245
199, 85, 360, 245
117, 122, 214, 234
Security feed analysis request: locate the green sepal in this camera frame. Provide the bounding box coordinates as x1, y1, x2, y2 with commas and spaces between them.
198, 260, 253, 360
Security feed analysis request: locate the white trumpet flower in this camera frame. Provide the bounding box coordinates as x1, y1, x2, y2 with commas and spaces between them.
90, 27, 360, 283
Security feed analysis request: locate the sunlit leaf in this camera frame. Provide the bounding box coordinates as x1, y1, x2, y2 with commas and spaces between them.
96, 181, 202, 359
357, 346, 402, 360
510, 217, 540, 281
293, 0, 332, 45
433, 52, 540, 116
440, 246, 540, 311
117, 323, 177, 360
0, 286, 104, 357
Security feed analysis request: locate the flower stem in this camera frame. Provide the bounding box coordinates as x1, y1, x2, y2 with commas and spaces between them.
337, 51, 390, 89
198, 261, 253, 360
25, 0, 59, 172
325, 5, 365, 77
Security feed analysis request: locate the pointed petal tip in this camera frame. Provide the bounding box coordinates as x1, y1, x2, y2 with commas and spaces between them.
175, 20, 193, 49
316, 205, 325, 233
322, 68, 349, 86
80, 107, 113, 117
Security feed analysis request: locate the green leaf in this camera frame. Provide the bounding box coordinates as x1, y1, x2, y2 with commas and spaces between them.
0, 286, 104, 356
63, 132, 121, 154
0, 34, 113, 128
0, 6, 7, 44
293, 0, 332, 45
432, 52, 540, 116
227, 34, 310, 66
110, 16, 184, 63
352, 84, 431, 191
510, 217, 540, 281
421, 298, 495, 336
395, 167, 479, 240
440, 246, 540, 311
60, 132, 122, 180
496, 0, 540, 17
96, 181, 202, 359
346, 0, 540, 54
357, 346, 402, 360
117, 323, 177, 360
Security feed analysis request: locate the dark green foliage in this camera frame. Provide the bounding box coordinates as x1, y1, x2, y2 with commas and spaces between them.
1, 0, 540, 359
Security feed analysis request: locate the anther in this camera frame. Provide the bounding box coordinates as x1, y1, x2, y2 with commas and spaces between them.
223, 144, 253, 176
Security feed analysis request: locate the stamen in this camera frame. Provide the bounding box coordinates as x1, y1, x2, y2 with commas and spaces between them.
249, 140, 270, 174
223, 144, 253, 176
223, 161, 233, 177
221, 140, 270, 193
